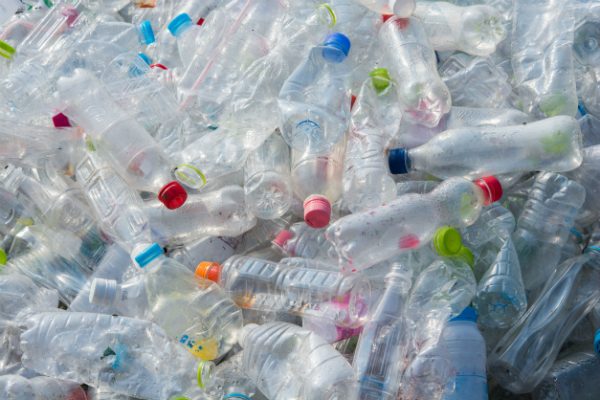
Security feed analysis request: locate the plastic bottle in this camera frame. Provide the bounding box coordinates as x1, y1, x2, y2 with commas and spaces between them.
196, 255, 371, 328
564, 145, 600, 227
379, 16, 451, 128
442, 307, 488, 400
326, 176, 503, 270
167, 13, 203, 68
20, 312, 215, 400
282, 222, 334, 261
144, 185, 256, 246
573, 3, 600, 67
413, 3, 506, 56
388, 116, 583, 179
80, 19, 156, 52
91, 243, 244, 360
352, 263, 411, 399
0, 184, 33, 252
204, 351, 257, 400
240, 322, 358, 400
243, 133, 293, 220
512, 0, 577, 119
244, 232, 289, 262
277, 33, 353, 154
0, 165, 110, 267
168, 236, 245, 271
76, 152, 151, 252
488, 251, 600, 394
290, 131, 347, 229
512, 172, 585, 290
343, 69, 399, 213
57, 68, 187, 209
150, 29, 183, 70
0, 375, 88, 400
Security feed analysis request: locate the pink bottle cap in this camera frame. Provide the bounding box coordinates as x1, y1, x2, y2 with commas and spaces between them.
158, 181, 187, 209
272, 230, 291, 248
475, 176, 503, 206
304, 195, 331, 229
52, 113, 71, 127
197, 18, 205, 25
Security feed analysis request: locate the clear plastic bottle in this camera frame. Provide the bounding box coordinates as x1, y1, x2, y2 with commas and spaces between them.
196, 255, 371, 328
473, 237, 527, 329
0, 184, 32, 252
282, 222, 334, 261
167, 13, 203, 68
57, 68, 187, 209
512, 0, 577, 119
20, 312, 215, 400
531, 346, 600, 400
240, 322, 358, 400
564, 145, 600, 227
413, 3, 506, 56
442, 307, 487, 400
326, 176, 503, 270
150, 29, 182, 70
0, 375, 88, 400
379, 16, 451, 128
558, 226, 583, 264
343, 69, 399, 213
168, 236, 244, 271
243, 133, 293, 220
512, 172, 586, 290
204, 351, 257, 400
144, 185, 256, 246
91, 243, 244, 360
573, 3, 600, 67
277, 33, 353, 154
0, 165, 110, 267
352, 263, 411, 400
488, 251, 600, 394
80, 19, 156, 52
388, 116, 583, 179
76, 152, 151, 252
291, 131, 347, 229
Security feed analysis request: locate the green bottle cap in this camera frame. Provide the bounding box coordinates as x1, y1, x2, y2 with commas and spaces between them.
454, 246, 474, 268
369, 68, 391, 93
0, 40, 16, 60
0, 248, 6, 266
433, 228, 462, 257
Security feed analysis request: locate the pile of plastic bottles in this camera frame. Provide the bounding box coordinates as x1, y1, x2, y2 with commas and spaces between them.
1, 0, 600, 398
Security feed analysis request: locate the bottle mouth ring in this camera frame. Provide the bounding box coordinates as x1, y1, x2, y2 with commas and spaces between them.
176, 164, 206, 188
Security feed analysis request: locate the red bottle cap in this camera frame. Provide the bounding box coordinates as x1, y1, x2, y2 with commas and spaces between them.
150, 63, 168, 70
304, 195, 331, 229
351, 94, 357, 110
196, 262, 221, 283
52, 113, 71, 127
272, 230, 291, 248
475, 176, 502, 206
197, 18, 205, 25
158, 181, 187, 209
382, 14, 393, 23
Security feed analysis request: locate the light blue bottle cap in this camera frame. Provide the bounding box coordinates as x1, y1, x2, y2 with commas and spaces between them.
322, 33, 351, 63
135, 243, 163, 267
168, 13, 192, 37
138, 53, 150, 65
450, 306, 477, 323
595, 329, 600, 356
137, 20, 155, 45
222, 394, 250, 400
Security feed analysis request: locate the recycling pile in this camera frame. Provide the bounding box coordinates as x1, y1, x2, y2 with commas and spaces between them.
1, 0, 600, 398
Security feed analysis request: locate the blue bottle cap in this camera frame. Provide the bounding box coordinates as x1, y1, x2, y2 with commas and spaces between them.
450, 306, 478, 322
138, 53, 150, 65
595, 329, 600, 356
388, 148, 409, 174
168, 13, 192, 37
135, 243, 163, 267
137, 20, 155, 45
322, 33, 351, 63
222, 394, 250, 400
578, 104, 587, 117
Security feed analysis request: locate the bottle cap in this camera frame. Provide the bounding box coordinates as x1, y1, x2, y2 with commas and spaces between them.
450, 306, 477, 322
382, 14, 393, 23
195, 262, 221, 283
369, 68, 391, 93
52, 112, 71, 127
0, 248, 6, 266
158, 181, 188, 209
197, 17, 205, 25
223, 394, 250, 400
150, 63, 168, 70
168, 13, 192, 37
304, 195, 331, 229
134, 243, 163, 267
388, 148, 409, 174
389, 0, 416, 18
136, 20, 155, 45
322, 33, 351, 63
474, 176, 502, 206
0, 40, 16, 60
595, 329, 600, 356
89, 278, 118, 306
316, 4, 336, 28
454, 246, 474, 268
138, 53, 150, 65
272, 230, 291, 248
433, 228, 462, 257
240, 323, 259, 348
197, 359, 215, 389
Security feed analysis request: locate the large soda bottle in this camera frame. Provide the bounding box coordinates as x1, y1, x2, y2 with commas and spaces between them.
388, 116, 583, 180
57, 68, 188, 209
196, 255, 371, 328
326, 176, 502, 270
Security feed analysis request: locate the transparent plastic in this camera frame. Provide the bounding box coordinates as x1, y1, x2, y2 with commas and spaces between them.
168, 236, 244, 271
0, 375, 88, 400
564, 145, 600, 227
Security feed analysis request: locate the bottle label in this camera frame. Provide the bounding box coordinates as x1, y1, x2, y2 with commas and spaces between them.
335, 325, 363, 342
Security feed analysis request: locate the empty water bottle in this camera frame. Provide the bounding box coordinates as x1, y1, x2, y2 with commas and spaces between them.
167, 13, 202, 68
0, 375, 88, 400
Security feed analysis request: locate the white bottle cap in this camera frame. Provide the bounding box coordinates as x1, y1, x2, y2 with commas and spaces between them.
89, 278, 118, 306
388, 0, 416, 18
